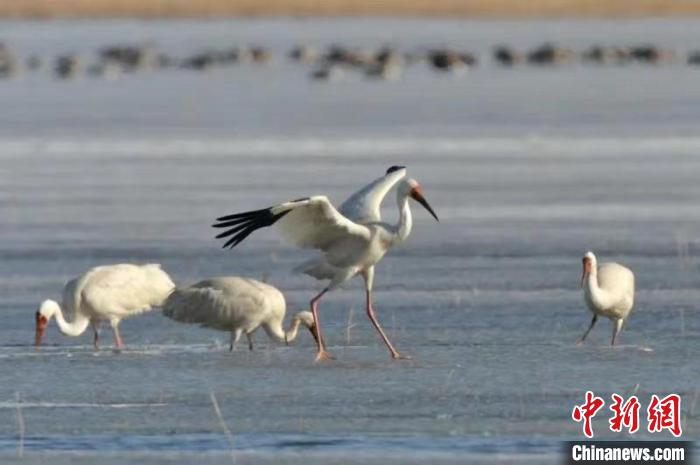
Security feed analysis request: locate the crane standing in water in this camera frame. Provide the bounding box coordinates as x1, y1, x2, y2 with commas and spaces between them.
35, 263, 175, 349
579, 251, 635, 346
213, 166, 439, 361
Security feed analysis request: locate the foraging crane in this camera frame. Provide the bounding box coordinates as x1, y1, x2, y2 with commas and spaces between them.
35, 264, 175, 349
213, 166, 439, 361
162, 276, 317, 350
579, 251, 635, 346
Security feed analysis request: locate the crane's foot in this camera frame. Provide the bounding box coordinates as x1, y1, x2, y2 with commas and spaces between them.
314, 350, 335, 362
391, 352, 412, 360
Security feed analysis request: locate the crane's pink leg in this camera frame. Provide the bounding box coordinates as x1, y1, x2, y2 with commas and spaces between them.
112, 325, 124, 349
310, 288, 334, 362
366, 291, 410, 360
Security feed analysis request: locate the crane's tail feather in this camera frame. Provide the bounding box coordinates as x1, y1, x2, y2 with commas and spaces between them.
293, 258, 338, 280
213, 207, 291, 249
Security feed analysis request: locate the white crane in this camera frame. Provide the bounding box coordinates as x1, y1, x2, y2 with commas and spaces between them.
35, 263, 175, 349
162, 276, 317, 350
212, 166, 439, 361
579, 251, 635, 346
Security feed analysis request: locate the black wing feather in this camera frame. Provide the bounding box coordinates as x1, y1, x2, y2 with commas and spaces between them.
213, 208, 291, 249
214, 220, 255, 239
215, 207, 271, 223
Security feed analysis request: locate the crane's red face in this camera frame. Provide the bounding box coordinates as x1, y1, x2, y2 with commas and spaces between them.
410, 184, 439, 222
581, 257, 593, 287
35, 311, 48, 349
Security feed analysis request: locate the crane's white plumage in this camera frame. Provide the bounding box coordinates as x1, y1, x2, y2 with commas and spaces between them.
338, 166, 409, 223
213, 166, 439, 361
579, 251, 635, 346
35, 263, 175, 349
273, 196, 371, 253
162, 277, 316, 350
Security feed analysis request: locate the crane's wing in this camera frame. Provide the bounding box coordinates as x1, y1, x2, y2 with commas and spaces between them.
338, 166, 406, 223
213, 196, 371, 251
80, 264, 175, 318
162, 285, 228, 325
162, 284, 265, 329
163, 277, 283, 329
598, 263, 635, 300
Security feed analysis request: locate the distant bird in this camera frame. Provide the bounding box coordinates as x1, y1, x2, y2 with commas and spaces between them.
578, 251, 635, 346
35, 264, 175, 349
249, 46, 273, 64
99, 44, 155, 71
527, 42, 575, 65
428, 49, 476, 72
289, 45, 319, 64
581, 45, 630, 65
213, 166, 439, 361
162, 277, 317, 351
54, 54, 81, 79
181, 51, 217, 71
629, 45, 675, 64
493, 45, 523, 67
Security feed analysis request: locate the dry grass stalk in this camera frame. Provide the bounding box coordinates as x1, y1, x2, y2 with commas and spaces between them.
209, 390, 236, 464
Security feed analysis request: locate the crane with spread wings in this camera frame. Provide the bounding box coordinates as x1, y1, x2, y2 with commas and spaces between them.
213, 166, 439, 361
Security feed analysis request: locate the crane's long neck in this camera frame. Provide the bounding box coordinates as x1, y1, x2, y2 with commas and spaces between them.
53, 305, 90, 337
264, 317, 303, 343
394, 192, 413, 244
584, 266, 612, 309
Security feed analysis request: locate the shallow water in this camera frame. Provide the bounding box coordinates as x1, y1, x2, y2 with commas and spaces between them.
1, 18, 699, 464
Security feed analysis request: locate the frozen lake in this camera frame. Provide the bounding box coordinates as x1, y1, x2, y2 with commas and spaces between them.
0, 18, 699, 464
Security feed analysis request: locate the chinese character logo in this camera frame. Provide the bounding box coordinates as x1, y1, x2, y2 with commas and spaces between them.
572, 391, 605, 438
647, 394, 682, 437
609, 394, 640, 433
572, 392, 682, 438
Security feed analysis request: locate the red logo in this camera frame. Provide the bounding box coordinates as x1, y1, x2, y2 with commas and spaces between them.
647, 394, 682, 437
572, 391, 605, 438
572, 392, 682, 438
609, 394, 640, 433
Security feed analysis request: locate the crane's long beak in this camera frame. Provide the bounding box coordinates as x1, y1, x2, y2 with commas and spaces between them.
411, 190, 439, 222
35, 312, 47, 349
